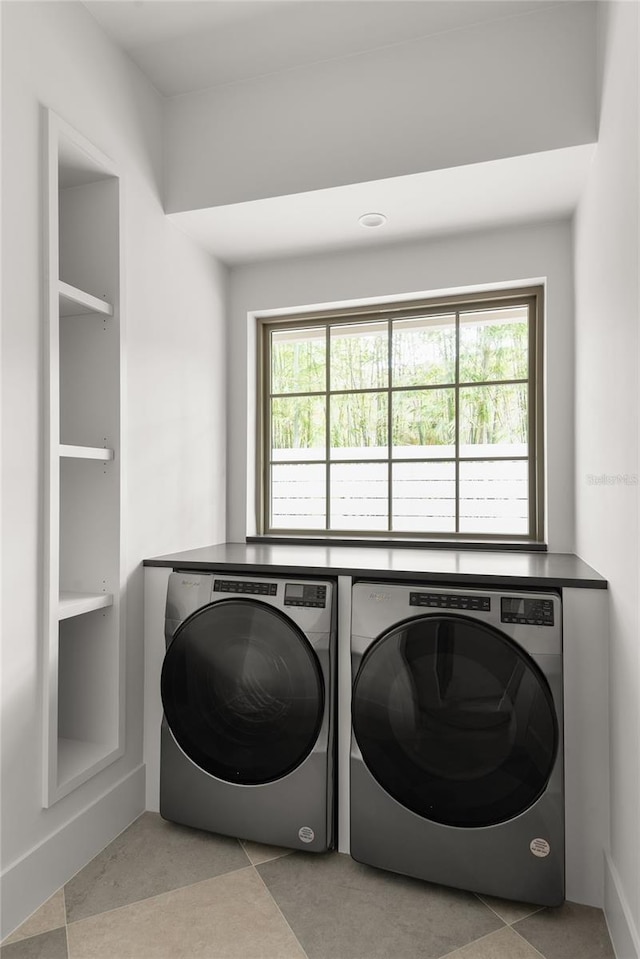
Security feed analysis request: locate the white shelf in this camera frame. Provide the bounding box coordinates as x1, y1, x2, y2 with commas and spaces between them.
60, 444, 114, 461
59, 591, 113, 620
59, 280, 113, 317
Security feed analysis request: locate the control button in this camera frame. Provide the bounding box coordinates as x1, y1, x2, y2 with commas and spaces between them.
411, 592, 491, 610
214, 580, 277, 595
284, 599, 327, 608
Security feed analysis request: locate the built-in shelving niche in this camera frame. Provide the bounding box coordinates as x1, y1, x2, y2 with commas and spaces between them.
57, 607, 119, 793
43, 109, 124, 806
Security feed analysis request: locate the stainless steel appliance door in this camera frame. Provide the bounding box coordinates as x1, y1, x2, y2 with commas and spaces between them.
162, 599, 324, 785
352, 614, 559, 827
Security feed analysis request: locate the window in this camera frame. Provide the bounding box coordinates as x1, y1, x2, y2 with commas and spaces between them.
258, 288, 543, 542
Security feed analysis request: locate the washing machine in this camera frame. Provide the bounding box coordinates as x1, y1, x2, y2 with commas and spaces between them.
160, 571, 336, 851
350, 581, 563, 906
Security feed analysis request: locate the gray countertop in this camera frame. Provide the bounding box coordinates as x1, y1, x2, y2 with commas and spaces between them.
144, 542, 606, 589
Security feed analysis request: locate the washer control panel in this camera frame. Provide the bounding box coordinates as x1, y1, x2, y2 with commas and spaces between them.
501, 597, 555, 627
410, 592, 491, 611
284, 584, 327, 608
213, 580, 277, 596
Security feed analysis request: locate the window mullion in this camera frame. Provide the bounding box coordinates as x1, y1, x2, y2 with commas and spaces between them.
455, 311, 460, 534
325, 324, 330, 531
264, 331, 272, 533
388, 318, 393, 532
528, 297, 538, 539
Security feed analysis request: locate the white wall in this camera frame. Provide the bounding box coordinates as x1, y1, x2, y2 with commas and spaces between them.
0, 1, 226, 938
573, 3, 639, 956
165, 2, 596, 213
228, 219, 574, 552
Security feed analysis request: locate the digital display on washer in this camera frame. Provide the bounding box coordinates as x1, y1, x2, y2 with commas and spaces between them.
501, 597, 554, 626
284, 584, 327, 608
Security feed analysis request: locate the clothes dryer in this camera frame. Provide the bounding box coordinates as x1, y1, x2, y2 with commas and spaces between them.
350, 581, 563, 905
160, 571, 335, 851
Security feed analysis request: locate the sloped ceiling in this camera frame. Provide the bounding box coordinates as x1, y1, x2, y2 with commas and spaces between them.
83, 0, 556, 97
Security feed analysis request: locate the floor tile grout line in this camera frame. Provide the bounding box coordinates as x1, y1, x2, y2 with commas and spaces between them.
239, 838, 294, 867
246, 852, 295, 867
512, 905, 545, 923
473, 892, 507, 925
2, 817, 149, 947
64, 810, 147, 897
510, 923, 548, 959
0, 888, 68, 946
65, 863, 257, 929
67, 827, 248, 932
434, 923, 508, 959
474, 892, 545, 927
252, 861, 311, 959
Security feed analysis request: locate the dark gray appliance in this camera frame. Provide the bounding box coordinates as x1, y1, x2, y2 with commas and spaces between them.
160, 571, 336, 851
350, 581, 564, 906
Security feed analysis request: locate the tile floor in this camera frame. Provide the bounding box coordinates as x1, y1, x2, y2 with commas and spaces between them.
1, 813, 615, 959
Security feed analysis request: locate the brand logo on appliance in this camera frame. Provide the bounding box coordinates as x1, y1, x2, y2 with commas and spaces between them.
369, 591, 390, 603
181, 579, 200, 588
298, 826, 315, 843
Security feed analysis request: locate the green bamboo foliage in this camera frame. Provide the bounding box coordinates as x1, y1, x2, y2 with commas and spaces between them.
271, 315, 528, 454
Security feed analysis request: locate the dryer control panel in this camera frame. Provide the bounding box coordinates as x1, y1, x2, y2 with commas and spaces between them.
284, 584, 327, 608
501, 597, 555, 627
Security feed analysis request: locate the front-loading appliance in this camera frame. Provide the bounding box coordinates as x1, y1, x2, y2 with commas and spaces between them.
160, 571, 336, 852
350, 581, 563, 906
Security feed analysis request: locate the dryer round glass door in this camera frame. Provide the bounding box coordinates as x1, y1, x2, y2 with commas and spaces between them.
161, 599, 324, 785
352, 615, 559, 827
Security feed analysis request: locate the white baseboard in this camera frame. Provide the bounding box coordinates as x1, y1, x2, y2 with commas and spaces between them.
0, 763, 145, 941
605, 851, 640, 959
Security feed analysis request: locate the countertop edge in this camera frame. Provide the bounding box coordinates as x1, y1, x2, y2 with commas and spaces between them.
143, 552, 607, 590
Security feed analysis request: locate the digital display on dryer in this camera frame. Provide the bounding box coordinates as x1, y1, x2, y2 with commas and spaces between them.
284, 584, 327, 608
502, 598, 525, 616
501, 597, 554, 626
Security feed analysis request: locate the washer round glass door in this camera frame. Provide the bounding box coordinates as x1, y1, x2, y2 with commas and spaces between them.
162, 599, 324, 785
352, 615, 558, 827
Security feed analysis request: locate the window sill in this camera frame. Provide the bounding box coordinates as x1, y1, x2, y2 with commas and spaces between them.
247, 535, 548, 553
